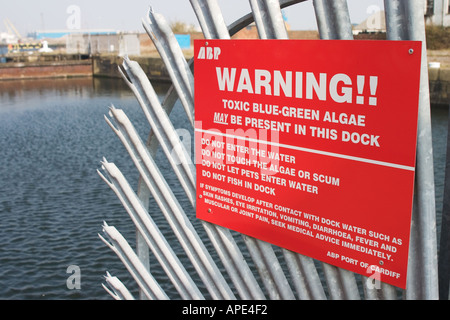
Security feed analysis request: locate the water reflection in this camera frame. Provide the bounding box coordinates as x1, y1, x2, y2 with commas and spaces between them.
0, 77, 174, 109
0, 78, 93, 101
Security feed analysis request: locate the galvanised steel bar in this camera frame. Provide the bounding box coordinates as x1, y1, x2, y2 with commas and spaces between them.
102, 271, 135, 300
149, 0, 304, 134
320, 263, 341, 300
439, 107, 450, 299
312, 0, 362, 300
312, 0, 333, 39
384, 0, 438, 300
98, 160, 204, 300
282, 250, 326, 299
188, 0, 296, 299
321, 263, 360, 300
250, 0, 327, 300
249, 0, 289, 39
362, 275, 398, 300
119, 58, 196, 205
313, 0, 353, 40
202, 223, 267, 299
135, 181, 151, 301
99, 222, 169, 300
118, 61, 265, 299
384, 0, 408, 40
337, 268, 360, 300
105, 105, 262, 299
404, 0, 439, 301
143, 9, 195, 127
103, 109, 236, 300
243, 236, 295, 299
327, 0, 353, 40
189, 0, 231, 39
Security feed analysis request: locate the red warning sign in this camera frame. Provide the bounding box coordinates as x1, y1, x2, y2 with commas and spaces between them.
194, 40, 422, 289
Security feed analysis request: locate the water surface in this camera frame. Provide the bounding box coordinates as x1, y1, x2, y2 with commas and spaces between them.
0, 77, 447, 299
0, 77, 186, 299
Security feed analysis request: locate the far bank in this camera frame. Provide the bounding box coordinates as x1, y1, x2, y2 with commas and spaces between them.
0, 51, 448, 107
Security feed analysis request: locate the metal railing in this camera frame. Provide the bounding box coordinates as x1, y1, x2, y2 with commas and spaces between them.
97, 0, 442, 300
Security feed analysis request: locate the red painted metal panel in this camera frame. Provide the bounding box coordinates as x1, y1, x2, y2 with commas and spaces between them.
195, 39, 422, 289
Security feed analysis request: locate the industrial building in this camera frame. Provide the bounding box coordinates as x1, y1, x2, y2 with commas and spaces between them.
65, 32, 141, 56
425, 0, 450, 26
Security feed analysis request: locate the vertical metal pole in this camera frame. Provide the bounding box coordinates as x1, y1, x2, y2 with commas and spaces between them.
190, 0, 231, 39
249, 0, 289, 39
136, 184, 151, 300
439, 106, 450, 299
384, 0, 438, 300
313, 0, 353, 40
384, 0, 408, 40
313, 0, 335, 39
191, 0, 297, 299
404, 0, 438, 300
313, 0, 360, 300
328, 0, 353, 40
250, 0, 326, 300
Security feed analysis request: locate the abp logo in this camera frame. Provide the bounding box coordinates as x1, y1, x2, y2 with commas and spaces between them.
197, 46, 221, 60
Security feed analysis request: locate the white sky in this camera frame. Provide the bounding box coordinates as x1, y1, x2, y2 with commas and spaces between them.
1, 0, 384, 36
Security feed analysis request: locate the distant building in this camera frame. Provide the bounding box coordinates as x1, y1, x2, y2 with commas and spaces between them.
66, 33, 141, 56
35, 29, 118, 40
425, 0, 450, 26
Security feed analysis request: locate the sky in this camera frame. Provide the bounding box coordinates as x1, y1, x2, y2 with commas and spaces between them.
1, 0, 384, 37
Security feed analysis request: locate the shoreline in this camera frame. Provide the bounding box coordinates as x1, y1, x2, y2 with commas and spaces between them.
0, 52, 448, 106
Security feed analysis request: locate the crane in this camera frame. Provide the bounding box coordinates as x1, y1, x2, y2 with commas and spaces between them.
3, 18, 22, 40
